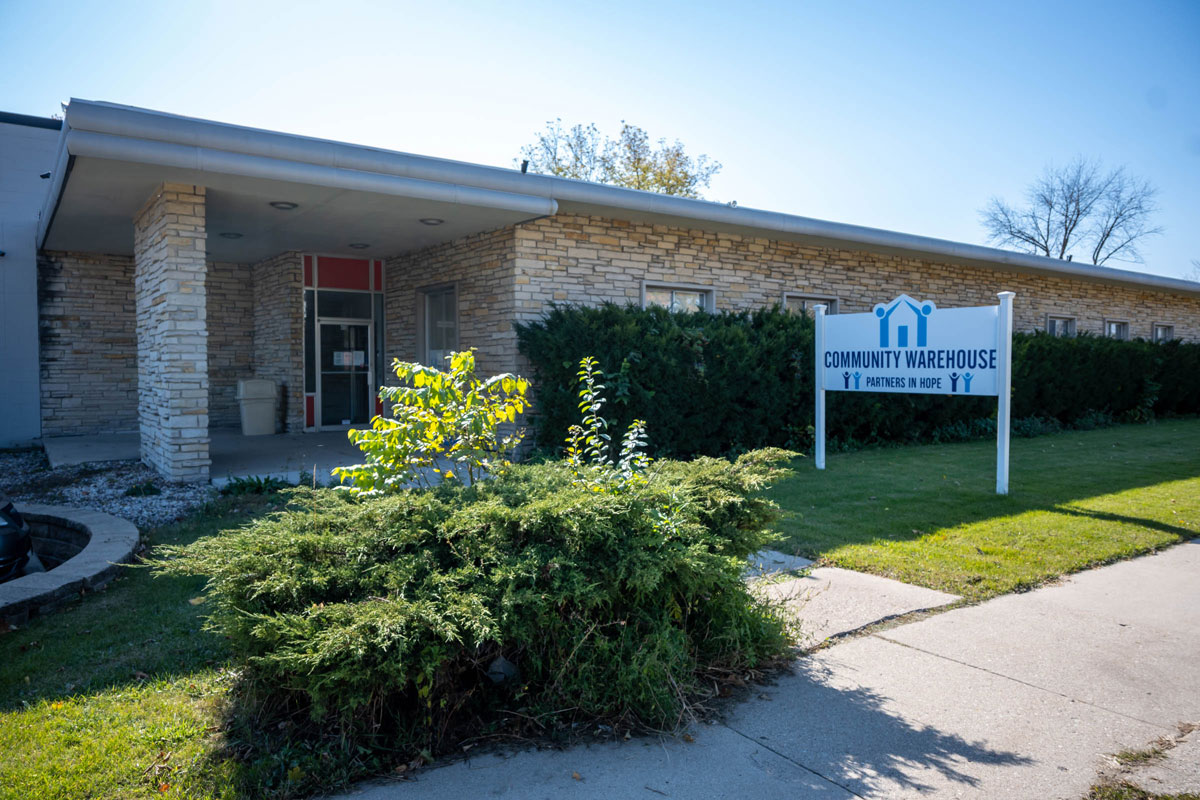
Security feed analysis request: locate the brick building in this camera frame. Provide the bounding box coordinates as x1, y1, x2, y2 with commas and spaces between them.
2, 100, 1198, 481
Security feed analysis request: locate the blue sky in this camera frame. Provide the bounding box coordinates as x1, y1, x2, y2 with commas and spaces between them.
2, 0, 1198, 278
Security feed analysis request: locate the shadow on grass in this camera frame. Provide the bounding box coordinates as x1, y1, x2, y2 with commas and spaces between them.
769, 420, 1200, 556
1052, 505, 1199, 540
0, 495, 285, 711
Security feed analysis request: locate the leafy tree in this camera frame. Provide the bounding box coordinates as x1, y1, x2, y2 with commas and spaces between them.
980, 157, 1162, 265
518, 119, 721, 198
333, 350, 528, 493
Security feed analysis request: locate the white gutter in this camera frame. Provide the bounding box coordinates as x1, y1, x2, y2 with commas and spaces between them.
63, 129, 556, 216
47, 100, 1200, 298
35, 128, 72, 248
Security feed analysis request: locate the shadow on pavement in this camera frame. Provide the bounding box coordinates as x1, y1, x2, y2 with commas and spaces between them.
725, 657, 1035, 797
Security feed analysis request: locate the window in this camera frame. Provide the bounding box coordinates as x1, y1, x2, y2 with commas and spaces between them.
642, 282, 714, 313
1046, 315, 1075, 337
419, 285, 458, 366
316, 290, 372, 319
784, 293, 838, 316
1104, 319, 1130, 340
1153, 324, 1175, 343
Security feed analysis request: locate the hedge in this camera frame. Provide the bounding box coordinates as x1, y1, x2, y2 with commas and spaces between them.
152, 454, 794, 792
515, 304, 1200, 457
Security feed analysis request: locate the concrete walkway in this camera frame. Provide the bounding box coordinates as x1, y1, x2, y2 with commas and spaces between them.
337, 541, 1200, 799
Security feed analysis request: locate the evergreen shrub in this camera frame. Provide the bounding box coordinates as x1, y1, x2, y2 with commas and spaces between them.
152, 450, 794, 777
515, 304, 1200, 456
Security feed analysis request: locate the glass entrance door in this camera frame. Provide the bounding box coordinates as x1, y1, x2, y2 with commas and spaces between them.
319, 321, 372, 428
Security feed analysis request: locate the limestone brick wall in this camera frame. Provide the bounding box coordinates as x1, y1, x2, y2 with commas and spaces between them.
207, 261, 254, 428
511, 214, 1200, 343
251, 252, 304, 432
132, 183, 209, 482
37, 251, 137, 436
384, 227, 518, 379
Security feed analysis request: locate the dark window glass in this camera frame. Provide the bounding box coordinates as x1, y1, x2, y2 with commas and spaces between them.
424, 288, 457, 366
786, 295, 838, 316
319, 322, 371, 426
317, 290, 372, 319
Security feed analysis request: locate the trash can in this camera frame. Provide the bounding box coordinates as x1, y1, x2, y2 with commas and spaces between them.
236, 378, 277, 436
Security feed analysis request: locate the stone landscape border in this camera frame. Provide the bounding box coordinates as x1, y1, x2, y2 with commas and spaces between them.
0, 504, 140, 627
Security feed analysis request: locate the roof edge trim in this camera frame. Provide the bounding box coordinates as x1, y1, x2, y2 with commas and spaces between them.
55, 99, 1200, 298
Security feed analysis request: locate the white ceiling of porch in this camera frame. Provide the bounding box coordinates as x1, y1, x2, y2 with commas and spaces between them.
42, 156, 540, 263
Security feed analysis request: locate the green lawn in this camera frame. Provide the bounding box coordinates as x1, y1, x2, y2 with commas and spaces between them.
0, 496, 283, 800
2, 422, 1197, 799
767, 420, 1200, 601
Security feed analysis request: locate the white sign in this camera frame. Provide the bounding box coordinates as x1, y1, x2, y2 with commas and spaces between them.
822, 295, 999, 396
813, 292, 1015, 495
333, 351, 366, 367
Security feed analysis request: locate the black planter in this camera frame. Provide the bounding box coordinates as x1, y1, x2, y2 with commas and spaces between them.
0, 492, 33, 583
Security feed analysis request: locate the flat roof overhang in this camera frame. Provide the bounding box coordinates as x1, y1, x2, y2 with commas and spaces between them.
42, 152, 553, 262
37, 99, 1200, 298
40, 120, 557, 261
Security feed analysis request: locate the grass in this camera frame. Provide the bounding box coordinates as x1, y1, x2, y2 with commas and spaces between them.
767, 419, 1200, 601
1087, 785, 1200, 800
0, 495, 285, 800
2, 421, 1197, 799
1114, 745, 1168, 767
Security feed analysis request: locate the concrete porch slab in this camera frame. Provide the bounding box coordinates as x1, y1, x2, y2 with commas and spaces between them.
43, 433, 139, 467
42, 429, 366, 487
208, 429, 362, 487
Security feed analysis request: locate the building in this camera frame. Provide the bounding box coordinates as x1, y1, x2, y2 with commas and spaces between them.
1, 100, 1198, 481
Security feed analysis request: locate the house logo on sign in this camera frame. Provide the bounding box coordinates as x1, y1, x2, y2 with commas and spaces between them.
874, 295, 935, 348
813, 290, 1017, 495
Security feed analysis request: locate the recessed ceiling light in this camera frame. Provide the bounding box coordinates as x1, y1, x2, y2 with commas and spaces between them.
348, 243, 370, 249
219, 232, 243, 239
419, 218, 444, 226
269, 201, 299, 210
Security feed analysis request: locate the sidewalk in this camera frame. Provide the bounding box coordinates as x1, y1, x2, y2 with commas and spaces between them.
336, 541, 1200, 799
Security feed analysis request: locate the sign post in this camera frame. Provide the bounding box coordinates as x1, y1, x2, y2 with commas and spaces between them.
814, 292, 1015, 495
995, 292, 1014, 495
814, 303, 827, 470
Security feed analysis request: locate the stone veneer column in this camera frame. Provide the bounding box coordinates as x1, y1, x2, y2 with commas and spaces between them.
132, 183, 210, 482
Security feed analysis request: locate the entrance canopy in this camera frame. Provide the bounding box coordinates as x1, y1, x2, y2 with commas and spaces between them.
39, 100, 558, 262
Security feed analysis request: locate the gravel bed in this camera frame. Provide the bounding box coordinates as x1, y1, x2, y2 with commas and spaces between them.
0, 448, 216, 531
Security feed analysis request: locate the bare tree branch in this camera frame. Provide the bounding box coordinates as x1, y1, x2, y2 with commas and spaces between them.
980, 157, 1161, 266
1088, 169, 1162, 264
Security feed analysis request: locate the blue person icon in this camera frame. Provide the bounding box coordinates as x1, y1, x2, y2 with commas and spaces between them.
962, 373, 974, 393
852, 372, 862, 389
842, 371, 851, 389
949, 372, 960, 392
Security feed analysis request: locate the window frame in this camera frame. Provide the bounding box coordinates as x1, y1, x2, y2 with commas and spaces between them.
1045, 314, 1076, 338
640, 280, 716, 313
783, 292, 839, 316
415, 282, 459, 367
1152, 323, 1175, 343
1103, 318, 1131, 341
